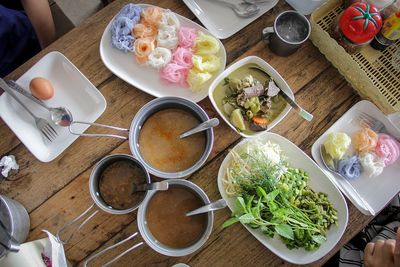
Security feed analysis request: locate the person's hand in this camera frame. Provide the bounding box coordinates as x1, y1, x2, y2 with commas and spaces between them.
364, 227, 400, 267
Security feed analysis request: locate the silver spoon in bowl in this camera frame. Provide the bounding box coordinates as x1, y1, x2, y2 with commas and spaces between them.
249, 66, 313, 121
131, 181, 169, 194
180, 118, 219, 139
319, 145, 375, 215
6, 80, 73, 127
186, 199, 227, 217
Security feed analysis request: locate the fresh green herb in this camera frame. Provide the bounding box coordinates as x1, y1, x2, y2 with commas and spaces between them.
222, 143, 338, 251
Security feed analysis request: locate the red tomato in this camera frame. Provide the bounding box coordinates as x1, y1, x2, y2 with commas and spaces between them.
339, 2, 382, 44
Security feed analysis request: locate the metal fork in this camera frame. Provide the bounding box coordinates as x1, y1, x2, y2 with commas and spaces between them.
357, 111, 386, 133
0, 79, 57, 142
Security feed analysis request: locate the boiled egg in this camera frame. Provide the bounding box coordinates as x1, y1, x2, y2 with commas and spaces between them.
29, 77, 54, 100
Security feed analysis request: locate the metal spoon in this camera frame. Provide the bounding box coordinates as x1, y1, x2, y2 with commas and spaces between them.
180, 118, 219, 139
249, 66, 313, 121
214, 0, 260, 18
131, 181, 169, 194
186, 199, 227, 216
319, 145, 375, 215
6, 80, 74, 127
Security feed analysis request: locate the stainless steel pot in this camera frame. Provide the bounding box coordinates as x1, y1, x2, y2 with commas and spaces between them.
68, 97, 214, 179
83, 179, 214, 266
137, 179, 214, 256
0, 195, 30, 258
56, 154, 151, 244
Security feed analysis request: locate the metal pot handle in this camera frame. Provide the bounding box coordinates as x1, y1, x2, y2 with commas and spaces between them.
0, 220, 20, 252
83, 232, 143, 267
68, 121, 129, 139
56, 204, 99, 244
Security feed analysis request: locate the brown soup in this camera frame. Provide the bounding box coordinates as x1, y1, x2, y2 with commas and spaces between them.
146, 186, 208, 248
138, 108, 206, 173
99, 160, 146, 210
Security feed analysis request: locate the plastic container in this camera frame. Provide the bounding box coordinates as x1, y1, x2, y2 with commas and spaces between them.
285, 0, 327, 15
310, 0, 400, 114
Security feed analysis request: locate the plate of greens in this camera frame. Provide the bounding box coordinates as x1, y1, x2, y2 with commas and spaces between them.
217, 132, 348, 264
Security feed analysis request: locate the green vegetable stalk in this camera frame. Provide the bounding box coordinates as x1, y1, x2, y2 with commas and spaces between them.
222, 146, 338, 251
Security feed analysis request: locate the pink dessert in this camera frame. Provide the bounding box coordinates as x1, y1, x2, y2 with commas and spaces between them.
375, 134, 400, 166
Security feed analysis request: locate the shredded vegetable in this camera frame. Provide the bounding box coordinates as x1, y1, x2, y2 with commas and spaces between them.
222, 140, 338, 251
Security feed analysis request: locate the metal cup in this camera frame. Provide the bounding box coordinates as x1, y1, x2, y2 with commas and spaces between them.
0, 195, 30, 258
262, 10, 311, 57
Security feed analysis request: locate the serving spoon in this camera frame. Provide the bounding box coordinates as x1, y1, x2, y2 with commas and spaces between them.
6, 80, 73, 127
186, 199, 227, 216
249, 66, 313, 121
319, 145, 375, 215
180, 118, 219, 139
131, 181, 169, 194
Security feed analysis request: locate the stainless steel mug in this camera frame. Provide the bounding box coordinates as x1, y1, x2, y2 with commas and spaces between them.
0, 195, 30, 258
262, 10, 311, 57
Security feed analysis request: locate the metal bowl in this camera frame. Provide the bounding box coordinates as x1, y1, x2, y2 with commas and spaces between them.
137, 179, 214, 257
89, 154, 151, 215
129, 97, 214, 179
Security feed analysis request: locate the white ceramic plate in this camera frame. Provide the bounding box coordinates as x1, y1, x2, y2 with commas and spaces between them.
217, 132, 348, 265
183, 0, 279, 39
311, 100, 400, 216
209, 56, 292, 138
0, 52, 107, 162
99, 4, 226, 103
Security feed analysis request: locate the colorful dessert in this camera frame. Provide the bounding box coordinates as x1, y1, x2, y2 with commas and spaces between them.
324, 132, 351, 160
110, 4, 222, 92
352, 126, 378, 153
359, 152, 385, 178
337, 155, 362, 179
111, 4, 142, 52
375, 134, 400, 166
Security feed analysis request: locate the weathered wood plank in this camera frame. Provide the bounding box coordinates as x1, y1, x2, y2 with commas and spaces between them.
0, 0, 380, 266
75, 67, 369, 267
0, 31, 329, 211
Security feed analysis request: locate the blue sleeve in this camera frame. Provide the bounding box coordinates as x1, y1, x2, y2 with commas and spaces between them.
0, 5, 41, 77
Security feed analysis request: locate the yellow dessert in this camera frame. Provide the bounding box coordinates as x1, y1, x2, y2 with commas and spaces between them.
324, 132, 351, 160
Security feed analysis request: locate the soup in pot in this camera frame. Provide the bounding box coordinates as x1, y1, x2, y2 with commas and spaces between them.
138, 108, 206, 173
99, 159, 147, 210
146, 186, 208, 248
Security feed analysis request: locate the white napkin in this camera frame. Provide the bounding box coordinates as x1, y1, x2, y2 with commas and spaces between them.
0, 155, 19, 178
42, 230, 68, 267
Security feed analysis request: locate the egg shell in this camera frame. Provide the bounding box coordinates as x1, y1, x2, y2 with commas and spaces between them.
29, 77, 54, 100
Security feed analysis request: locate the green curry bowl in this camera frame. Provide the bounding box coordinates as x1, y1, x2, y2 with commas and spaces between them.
208, 56, 293, 138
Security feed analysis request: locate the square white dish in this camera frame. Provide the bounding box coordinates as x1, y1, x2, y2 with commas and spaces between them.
183, 0, 279, 39
99, 4, 226, 103
208, 56, 292, 138
311, 100, 400, 216
217, 132, 348, 265
0, 51, 107, 162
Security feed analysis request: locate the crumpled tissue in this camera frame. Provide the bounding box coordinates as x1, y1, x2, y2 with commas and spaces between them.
0, 155, 19, 178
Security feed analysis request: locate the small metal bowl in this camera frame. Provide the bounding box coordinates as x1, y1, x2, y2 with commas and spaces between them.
137, 179, 214, 257
89, 154, 151, 215
130, 97, 214, 179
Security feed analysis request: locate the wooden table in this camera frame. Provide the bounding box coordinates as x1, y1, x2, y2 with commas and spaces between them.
1, 0, 377, 266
